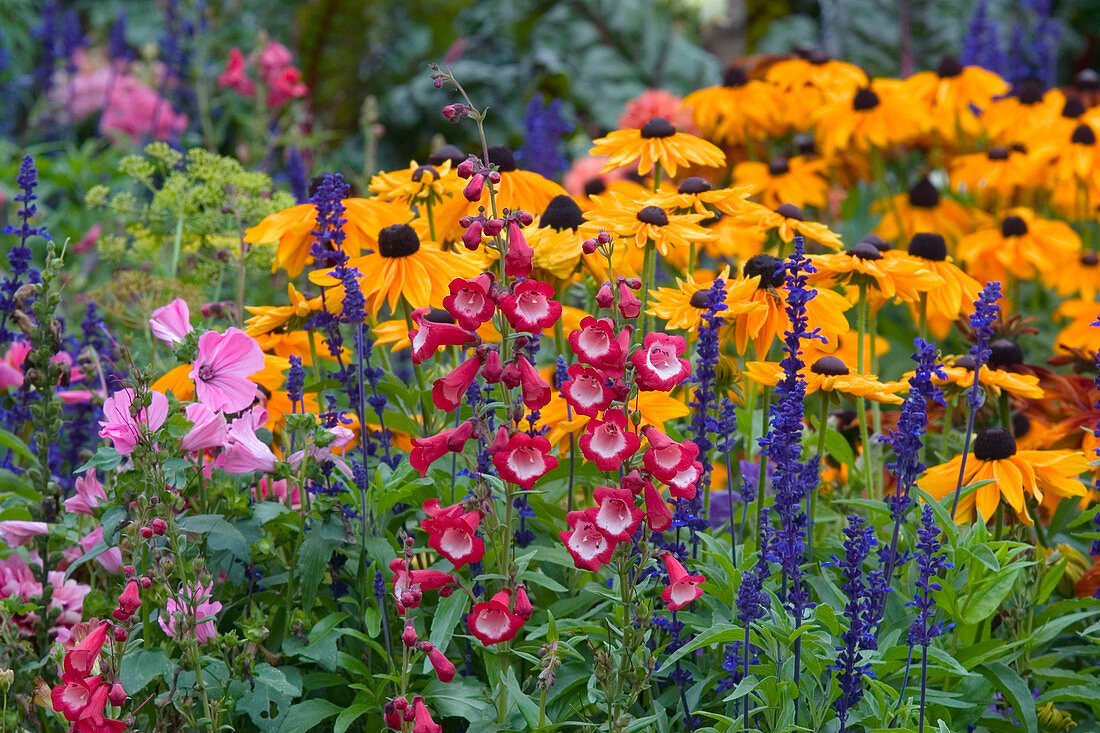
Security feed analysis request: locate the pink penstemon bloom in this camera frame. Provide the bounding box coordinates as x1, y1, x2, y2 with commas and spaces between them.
149, 298, 194, 346
190, 328, 265, 413
98, 388, 169, 455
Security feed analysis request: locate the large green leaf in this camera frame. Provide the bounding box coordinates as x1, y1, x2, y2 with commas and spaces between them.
976, 662, 1038, 733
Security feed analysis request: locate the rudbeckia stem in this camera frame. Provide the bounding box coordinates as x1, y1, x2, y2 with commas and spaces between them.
918, 292, 929, 342
998, 392, 1011, 433
856, 282, 875, 495
950, 368, 982, 520
640, 239, 655, 335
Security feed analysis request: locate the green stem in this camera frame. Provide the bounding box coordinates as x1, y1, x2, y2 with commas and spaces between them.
639, 239, 655, 335
170, 215, 184, 279
855, 282, 875, 495
918, 291, 929, 343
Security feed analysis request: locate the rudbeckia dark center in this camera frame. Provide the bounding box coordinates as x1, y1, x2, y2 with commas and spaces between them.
908, 179, 940, 208
378, 224, 421, 257
955, 355, 976, 370
636, 206, 669, 226
860, 234, 891, 252
1001, 215, 1028, 237
908, 232, 947, 261
641, 117, 676, 138
936, 56, 963, 78
987, 146, 1010, 160
428, 144, 465, 166
678, 177, 712, 194
1013, 413, 1031, 438
848, 242, 883, 260
807, 50, 829, 65
1082, 252, 1098, 266
723, 66, 749, 87
1071, 123, 1097, 145
584, 178, 607, 196
689, 290, 711, 308
1062, 98, 1086, 118
852, 88, 880, 111
1016, 79, 1045, 105
768, 157, 791, 175
540, 195, 585, 231
811, 356, 849, 375
776, 203, 804, 220
411, 165, 439, 182
425, 308, 455, 324
987, 338, 1024, 367
487, 145, 517, 172
744, 254, 785, 289
974, 426, 1017, 461
795, 133, 817, 156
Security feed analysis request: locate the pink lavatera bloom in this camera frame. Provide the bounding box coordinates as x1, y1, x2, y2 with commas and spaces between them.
492, 432, 558, 490
410, 420, 475, 476
562, 364, 614, 417
0, 519, 48, 546
431, 356, 482, 412
180, 402, 228, 453
631, 332, 691, 391
559, 510, 616, 572
579, 408, 640, 471
77, 527, 123, 573
158, 580, 223, 644
443, 274, 496, 330
516, 356, 551, 410
408, 308, 476, 364
148, 298, 193, 346
643, 480, 674, 532
587, 485, 645, 541
216, 409, 277, 474
467, 588, 526, 645
642, 427, 700, 484
662, 553, 706, 610
190, 328, 265, 413
420, 499, 485, 568
498, 279, 562, 332
65, 469, 106, 515
98, 388, 169, 455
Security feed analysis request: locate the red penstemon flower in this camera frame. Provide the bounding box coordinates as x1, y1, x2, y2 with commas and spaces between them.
642, 426, 700, 483
661, 553, 707, 610
498, 279, 562, 332
559, 510, 617, 571
664, 459, 703, 500
643, 479, 674, 532
467, 588, 526, 645
409, 308, 477, 364
562, 364, 614, 417
492, 431, 559, 489
516, 356, 552, 410
444, 274, 496, 330
410, 419, 475, 476
631, 332, 691, 391
432, 356, 482, 411
579, 408, 640, 471
569, 317, 630, 374
420, 499, 485, 568
389, 558, 455, 615
586, 485, 645, 541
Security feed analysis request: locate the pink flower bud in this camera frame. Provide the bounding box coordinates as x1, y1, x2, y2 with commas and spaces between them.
513, 585, 534, 621
516, 210, 534, 226
488, 171, 501, 184
139, 526, 153, 539
394, 696, 409, 711
482, 218, 504, 237
113, 626, 129, 643
609, 378, 630, 402
500, 362, 521, 389
463, 173, 486, 202
151, 518, 167, 535
461, 220, 484, 251
624, 277, 642, 290
401, 622, 418, 647
595, 283, 613, 309
456, 157, 476, 179
618, 282, 642, 319
123, 565, 136, 577
582, 238, 599, 255
621, 469, 646, 494
139, 576, 152, 589
108, 682, 127, 706
482, 349, 503, 383
597, 231, 612, 245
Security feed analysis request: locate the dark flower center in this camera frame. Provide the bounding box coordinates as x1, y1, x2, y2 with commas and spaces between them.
908, 232, 947, 261
411, 165, 439, 182
1001, 215, 1028, 237
487, 145, 517, 172
744, 254, 785, 289
974, 426, 1017, 461
378, 224, 421, 257
811, 356, 850, 376
776, 203, 804, 220
955, 355, 976, 370
848, 241, 883, 260
636, 206, 669, 226
540, 195, 585, 231
723, 66, 749, 87
937, 55, 963, 78
1082, 252, 1099, 266
987, 146, 1010, 161
852, 88, 880, 111
860, 233, 891, 252
689, 290, 711, 308
987, 338, 1023, 367
425, 307, 455, 324
197, 364, 216, 381
1015, 78, 1045, 105
768, 157, 791, 176
640, 117, 676, 138
1062, 97, 1086, 119
1075, 69, 1100, 90
427, 144, 465, 167
584, 178, 607, 196
678, 176, 712, 194
794, 133, 817, 156
908, 178, 940, 208
1072, 123, 1097, 145
1011, 143, 1028, 154
807, 49, 829, 65
1013, 413, 1031, 438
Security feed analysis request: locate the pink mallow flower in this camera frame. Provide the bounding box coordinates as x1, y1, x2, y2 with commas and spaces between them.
149, 298, 193, 346
190, 328, 265, 413
216, 409, 277, 474
159, 580, 222, 643
65, 469, 106, 515
98, 388, 169, 455
0, 520, 48, 547
77, 527, 123, 574
180, 402, 228, 453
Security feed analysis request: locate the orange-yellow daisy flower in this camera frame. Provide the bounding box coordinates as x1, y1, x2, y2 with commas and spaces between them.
957, 208, 1081, 284
813, 80, 928, 157
583, 191, 715, 258
902, 56, 1009, 143
590, 117, 726, 177
744, 355, 903, 403
873, 177, 987, 246
733, 156, 830, 210
683, 65, 784, 144
244, 284, 322, 337
808, 241, 944, 303
750, 203, 843, 251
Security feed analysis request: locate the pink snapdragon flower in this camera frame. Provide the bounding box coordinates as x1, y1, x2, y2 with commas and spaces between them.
65, 469, 107, 515
149, 298, 193, 346
190, 328, 265, 413
98, 388, 169, 455
159, 580, 222, 643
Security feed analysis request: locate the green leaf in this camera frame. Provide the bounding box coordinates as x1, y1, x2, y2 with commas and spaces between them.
277, 699, 341, 733
0, 427, 38, 466
428, 588, 468, 653
333, 701, 372, 733
823, 428, 855, 467
976, 662, 1038, 733
421, 677, 493, 722
1037, 557, 1067, 605
119, 648, 173, 694
502, 667, 540, 728
661, 623, 742, 668
960, 567, 1021, 625
295, 520, 346, 611
76, 445, 119, 473
1036, 684, 1100, 705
